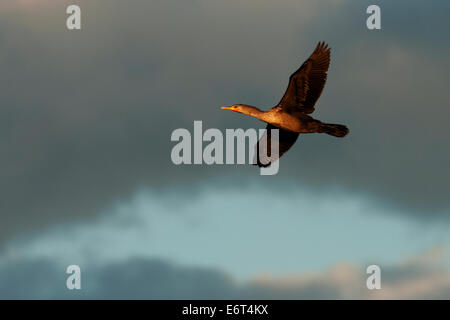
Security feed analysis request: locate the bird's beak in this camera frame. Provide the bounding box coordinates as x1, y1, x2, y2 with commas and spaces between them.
221, 106, 236, 111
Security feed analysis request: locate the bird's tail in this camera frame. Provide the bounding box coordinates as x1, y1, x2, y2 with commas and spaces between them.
319, 122, 349, 138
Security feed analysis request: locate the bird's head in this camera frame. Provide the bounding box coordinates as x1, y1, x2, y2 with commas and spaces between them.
221, 104, 262, 117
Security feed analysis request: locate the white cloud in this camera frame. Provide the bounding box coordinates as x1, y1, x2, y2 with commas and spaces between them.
251, 247, 450, 299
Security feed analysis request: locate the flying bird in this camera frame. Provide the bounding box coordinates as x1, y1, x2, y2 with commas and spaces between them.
221, 42, 349, 167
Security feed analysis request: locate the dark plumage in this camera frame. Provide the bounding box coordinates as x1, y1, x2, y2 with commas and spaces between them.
221, 42, 349, 167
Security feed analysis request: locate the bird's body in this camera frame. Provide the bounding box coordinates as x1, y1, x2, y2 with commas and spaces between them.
256, 107, 320, 133
221, 42, 349, 167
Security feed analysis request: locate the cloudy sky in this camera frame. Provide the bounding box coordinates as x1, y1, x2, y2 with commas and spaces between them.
1, 0, 450, 299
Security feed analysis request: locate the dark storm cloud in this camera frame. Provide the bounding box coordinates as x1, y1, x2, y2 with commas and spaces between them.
1, 249, 449, 299
1, 0, 450, 244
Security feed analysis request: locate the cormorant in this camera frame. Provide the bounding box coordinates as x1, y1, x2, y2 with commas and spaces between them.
221, 42, 349, 167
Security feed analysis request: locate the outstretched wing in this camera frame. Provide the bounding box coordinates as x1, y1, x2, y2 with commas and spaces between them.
276, 42, 331, 114
254, 124, 299, 167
